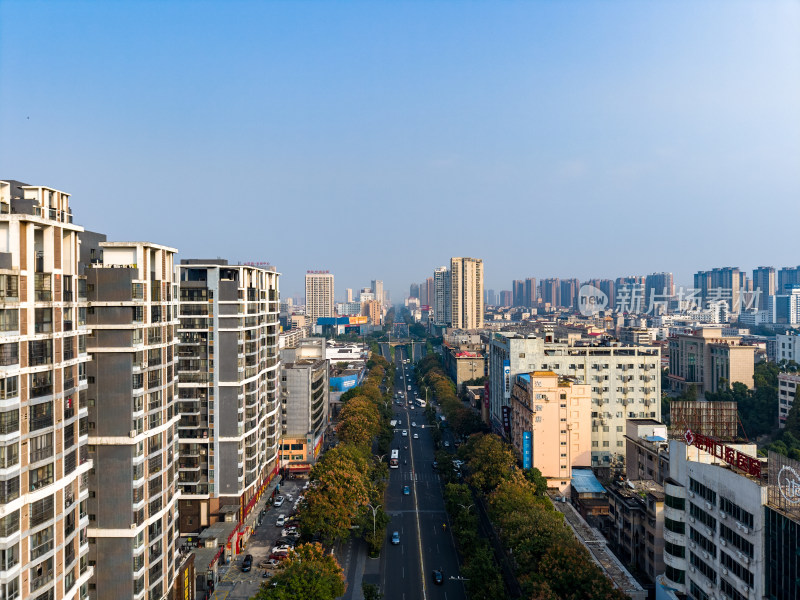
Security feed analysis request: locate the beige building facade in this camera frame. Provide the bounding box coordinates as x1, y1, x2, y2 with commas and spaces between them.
449, 257, 483, 330
509, 371, 591, 492
667, 327, 755, 395
304, 271, 334, 323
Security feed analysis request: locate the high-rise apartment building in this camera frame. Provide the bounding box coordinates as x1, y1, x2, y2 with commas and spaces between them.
409, 283, 419, 299
512, 280, 524, 307
432, 267, 450, 326
422, 277, 434, 308
693, 267, 744, 312
362, 300, 381, 325
345, 288, 353, 303
644, 273, 675, 312
0, 181, 94, 600
752, 267, 776, 310
587, 279, 616, 310
371, 280, 383, 308
560, 278, 579, 309
489, 332, 660, 466
498, 290, 512, 307
524, 277, 536, 307
449, 257, 483, 330
177, 260, 280, 534
84, 241, 180, 600
304, 271, 334, 323
540, 278, 560, 307
484, 289, 495, 306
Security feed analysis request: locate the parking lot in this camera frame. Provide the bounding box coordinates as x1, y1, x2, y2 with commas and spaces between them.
209, 477, 308, 599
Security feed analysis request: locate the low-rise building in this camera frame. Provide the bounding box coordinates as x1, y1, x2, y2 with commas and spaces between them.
778, 372, 800, 428
508, 372, 590, 493
570, 468, 610, 520
625, 419, 670, 484
442, 345, 485, 392
606, 479, 665, 582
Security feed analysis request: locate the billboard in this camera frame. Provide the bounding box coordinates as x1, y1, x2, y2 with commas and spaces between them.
503, 359, 511, 401
522, 431, 532, 469
349, 315, 368, 325
502, 405, 511, 434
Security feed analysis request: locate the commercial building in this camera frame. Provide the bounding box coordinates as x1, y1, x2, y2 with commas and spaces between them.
765, 452, 800, 600
84, 241, 180, 600
619, 327, 653, 346
449, 257, 484, 330
432, 267, 450, 327
508, 371, 590, 492
778, 373, 800, 428
0, 181, 94, 600
304, 271, 334, 323
657, 438, 767, 600
279, 338, 328, 475
489, 332, 660, 466
442, 346, 484, 393
177, 260, 281, 537
667, 327, 755, 396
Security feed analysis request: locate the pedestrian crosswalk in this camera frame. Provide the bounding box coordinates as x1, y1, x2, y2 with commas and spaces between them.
391, 471, 439, 483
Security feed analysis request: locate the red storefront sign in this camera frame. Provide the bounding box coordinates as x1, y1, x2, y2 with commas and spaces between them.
685, 429, 763, 478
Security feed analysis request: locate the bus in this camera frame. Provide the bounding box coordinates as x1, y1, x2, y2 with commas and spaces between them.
390, 449, 399, 469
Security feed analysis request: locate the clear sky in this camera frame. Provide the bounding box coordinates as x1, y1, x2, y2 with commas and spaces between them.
1, 1, 798, 300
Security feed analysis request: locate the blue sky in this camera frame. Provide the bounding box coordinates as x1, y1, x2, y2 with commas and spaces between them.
1, 1, 798, 300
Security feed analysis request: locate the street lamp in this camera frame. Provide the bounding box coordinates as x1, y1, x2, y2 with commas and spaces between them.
375, 453, 387, 464
458, 503, 474, 513
366, 502, 381, 539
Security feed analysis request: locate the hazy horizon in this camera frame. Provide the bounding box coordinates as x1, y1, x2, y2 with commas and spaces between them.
2, 1, 798, 299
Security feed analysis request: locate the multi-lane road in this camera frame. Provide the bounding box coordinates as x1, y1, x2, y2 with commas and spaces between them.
378, 347, 465, 600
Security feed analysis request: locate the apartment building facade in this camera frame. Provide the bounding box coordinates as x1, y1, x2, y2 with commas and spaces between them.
83, 241, 180, 600
778, 372, 800, 428
177, 261, 280, 535
432, 266, 450, 327
304, 271, 333, 323
489, 332, 660, 466
508, 371, 590, 492
449, 257, 483, 330
278, 338, 328, 474
0, 181, 94, 600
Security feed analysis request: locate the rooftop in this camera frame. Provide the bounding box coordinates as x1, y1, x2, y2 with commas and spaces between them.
571, 468, 606, 494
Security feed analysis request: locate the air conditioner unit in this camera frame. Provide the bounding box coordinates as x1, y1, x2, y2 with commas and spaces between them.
705, 501, 713, 510
690, 542, 696, 549
129, 430, 136, 438
741, 526, 749, 534
689, 566, 696, 573
720, 539, 727, 546
743, 556, 750, 564
689, 491, 695, 498
719, 511, 727, 519
689, 517, 696, 523
702, 551, 709, 559
722, 568, 728, 575
705, 527, 712, 536
130, 523, 136, 529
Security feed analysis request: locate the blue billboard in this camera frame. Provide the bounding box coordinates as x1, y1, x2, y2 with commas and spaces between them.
522, 431, 532, 470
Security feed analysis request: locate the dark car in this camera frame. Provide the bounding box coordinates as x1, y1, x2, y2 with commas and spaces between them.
241, 554, 253, 572
432, 569, 444, 585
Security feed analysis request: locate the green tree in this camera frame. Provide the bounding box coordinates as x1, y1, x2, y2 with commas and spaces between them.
464, 434, 518, 493
523, 467, 548, 496
463, 543, 506, 599
254, 543, 346, 600
362, 583, 383, 600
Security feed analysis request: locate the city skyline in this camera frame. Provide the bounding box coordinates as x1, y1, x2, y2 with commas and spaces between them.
1, 1, 798, 298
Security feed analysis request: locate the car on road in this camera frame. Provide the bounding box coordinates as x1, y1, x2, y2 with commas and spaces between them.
411, 422, 416, 427
432, 461, 438, 471
402, 430, 408, 437
403, 485, 410, 495
275, 515, 286, 527
391, 531, 400, 545
273, 496, 284, 507
432, 569, 444, 585
444, 441, 450, 447
241, 554, 253, 572
413, 433, 419, 439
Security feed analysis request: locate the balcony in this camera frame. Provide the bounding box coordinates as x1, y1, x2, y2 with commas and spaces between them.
30, 446, 54, 464
30, 413, 54, 432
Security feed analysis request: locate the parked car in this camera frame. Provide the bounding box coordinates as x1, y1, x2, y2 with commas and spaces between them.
273, 496, 284, 507
241, 554, 253, 572
391, 531, 400, 545
275, 515, 286, 527
269, 552, 289, 561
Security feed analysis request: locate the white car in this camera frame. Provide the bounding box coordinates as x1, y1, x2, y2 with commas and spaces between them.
402, 430, 408, 437
273, 496, 284, 507
411, 422, 416, 427
275, 515, 286, 527
444, 441, 450, 448
413, 433, 419, 439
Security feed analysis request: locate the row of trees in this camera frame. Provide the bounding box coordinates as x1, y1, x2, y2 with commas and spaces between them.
255, 355, 395, 599
415, 354, 485, 439
460, 435, 628, 600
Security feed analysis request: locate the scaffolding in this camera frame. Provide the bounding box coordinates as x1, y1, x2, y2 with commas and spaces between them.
668, 400, 738, 440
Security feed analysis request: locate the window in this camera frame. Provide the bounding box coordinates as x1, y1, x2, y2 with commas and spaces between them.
665, 494, 685, 510
719, 523, 754, 558
690, 502, 716, 530
719, 496, 754, 529
29, 463, 54, 491
665, 565, 685, 584
720, 551, 754, 587
690, 478, 716, 504
664, 540, 685, 558
664, 517, 685, 534
690, 527, 717, 558
690, 552, 717, 584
